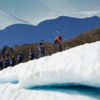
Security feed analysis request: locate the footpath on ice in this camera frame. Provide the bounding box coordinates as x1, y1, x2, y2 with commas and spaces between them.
0, 41, 100, 89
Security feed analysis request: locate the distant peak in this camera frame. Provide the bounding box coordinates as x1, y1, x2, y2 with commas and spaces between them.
57, 16, 100, 20
57, 16, 66, 18
91, 16, 100, 19
57, 16, 73, 19
56, 16, 78, 20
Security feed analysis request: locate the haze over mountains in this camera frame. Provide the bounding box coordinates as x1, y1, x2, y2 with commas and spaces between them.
0, 10, 29, 30
0, 15, 100, 48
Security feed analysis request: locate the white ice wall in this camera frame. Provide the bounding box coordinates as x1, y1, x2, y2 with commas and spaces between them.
0, 41, 100, 89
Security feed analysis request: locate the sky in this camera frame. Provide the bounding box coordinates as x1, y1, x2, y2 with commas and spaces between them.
0, 0, 100, 26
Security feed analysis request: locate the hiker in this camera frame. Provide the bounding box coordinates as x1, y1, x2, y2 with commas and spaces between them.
3, 57, 9, 68
17, 51, 24, 63
38, 40, 45, 57
58, 33, 63, 51
54, 34, 63, 51
0, 59, 3, 70
29, 49, 35, 60
54, 36, 59, 45
10, 56, 16, 66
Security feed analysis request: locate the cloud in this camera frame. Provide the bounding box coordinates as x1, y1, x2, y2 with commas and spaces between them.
0, 0, 100, 30
4, 10, 30, 23
0, 9, 30, 30
0, 9, 100, 30
30, 10, 100, 26
40, 0, 77, 12
73, 11, 100, 17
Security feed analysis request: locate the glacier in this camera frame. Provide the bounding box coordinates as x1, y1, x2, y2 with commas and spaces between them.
0, 41, 100, 100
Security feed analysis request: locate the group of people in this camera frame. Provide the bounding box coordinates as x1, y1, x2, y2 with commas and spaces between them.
0, 50, 35, 70
0, 34, 63, 70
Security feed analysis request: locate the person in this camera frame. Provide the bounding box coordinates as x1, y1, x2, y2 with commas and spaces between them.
0, 59, 3, 70
3, 57, 9, 68
54, 34, 63, 51
58, 34, 63, 43
38, 40, 45, 57
58, 34, 63, 51
17, 51, 24, 63
10, 56, 16, 66
54, 36, 59, 45
29, 49, 35, 60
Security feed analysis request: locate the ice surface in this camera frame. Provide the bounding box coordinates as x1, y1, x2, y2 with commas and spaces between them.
0, 84, 98, 100
0, 41, 100, 100
0, 41, 100, 88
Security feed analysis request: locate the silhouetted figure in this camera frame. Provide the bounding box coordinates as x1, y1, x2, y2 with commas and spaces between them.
29, 49, 35, 60
54, 36, 59, 45
4, 57, 9, 68
0, 59, 3, 70
10, 56, 16, 66
54, 34, 63, 51
17, 51, 24, 63
38, 40, 45, 57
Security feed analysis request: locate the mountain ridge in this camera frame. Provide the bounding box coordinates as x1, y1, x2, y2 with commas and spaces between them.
0, 16, 100, 48
0, 27, 100, 69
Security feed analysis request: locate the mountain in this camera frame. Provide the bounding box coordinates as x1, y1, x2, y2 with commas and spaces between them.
0, 41, 100, 100
0, 16, 100, 48
0, 27, 100, 65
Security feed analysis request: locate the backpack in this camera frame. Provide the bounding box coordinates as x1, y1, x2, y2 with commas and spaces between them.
54, 37, 58, 44
29, 52, 34, 57
10, 58, 15, 65
0, 61, 3, 67
18, 54, 23, 60
4, 60, 9, 66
